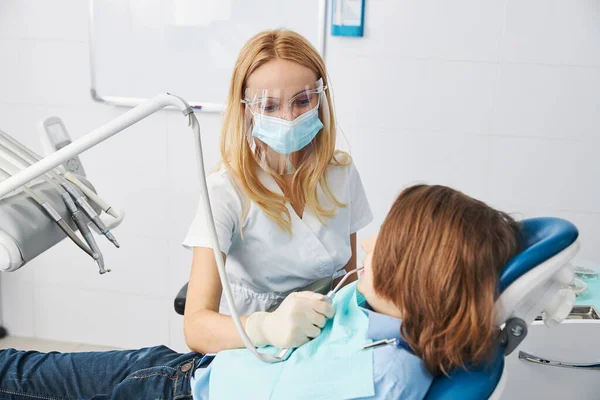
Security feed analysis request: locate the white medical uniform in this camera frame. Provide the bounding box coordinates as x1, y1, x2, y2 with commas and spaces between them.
183, 161, 373, 315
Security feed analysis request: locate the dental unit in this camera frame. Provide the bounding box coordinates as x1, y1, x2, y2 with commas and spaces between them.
0, 93, 289, 364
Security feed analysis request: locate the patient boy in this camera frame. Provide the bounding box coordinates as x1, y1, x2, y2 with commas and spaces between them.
193, 184, 521, 399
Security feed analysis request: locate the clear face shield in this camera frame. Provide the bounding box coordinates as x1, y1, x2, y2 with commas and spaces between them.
242, 78, 329, 175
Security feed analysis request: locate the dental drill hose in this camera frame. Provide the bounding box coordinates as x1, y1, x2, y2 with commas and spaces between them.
187, 110, 289, 363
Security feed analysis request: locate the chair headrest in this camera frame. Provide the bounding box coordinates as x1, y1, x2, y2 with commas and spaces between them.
499, 217, 579, 293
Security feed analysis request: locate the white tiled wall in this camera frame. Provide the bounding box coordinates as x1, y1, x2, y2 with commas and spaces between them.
1, 0, 599, 351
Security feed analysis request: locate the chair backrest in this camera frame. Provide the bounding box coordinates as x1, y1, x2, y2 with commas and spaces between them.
424, 217, 579, 400
500, 217, 579, 292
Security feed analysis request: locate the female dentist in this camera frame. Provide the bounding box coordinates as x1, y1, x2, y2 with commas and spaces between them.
183, 29, 373, 354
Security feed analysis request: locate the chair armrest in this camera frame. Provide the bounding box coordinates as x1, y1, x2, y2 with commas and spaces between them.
174, 282, 188, 315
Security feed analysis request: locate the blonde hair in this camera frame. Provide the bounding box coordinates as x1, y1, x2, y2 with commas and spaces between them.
220, 29, 348, 232
373, 185, 521, 376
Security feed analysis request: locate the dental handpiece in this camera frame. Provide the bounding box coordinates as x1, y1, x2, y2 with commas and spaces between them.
61, 192, 108, 274
0, 147, 110, 266
64, 172, 118, 218
61, 182, 120, 248
49, 174, 119, 249
273, 268, 366, 361
45, 210, 96, 259
0, 169, 95, 258
326, 267, 364, 301
0, 135, 114, 270
0, 132, 119, 222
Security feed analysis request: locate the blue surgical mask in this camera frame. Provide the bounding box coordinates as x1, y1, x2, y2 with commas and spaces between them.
251, 106, 323, 155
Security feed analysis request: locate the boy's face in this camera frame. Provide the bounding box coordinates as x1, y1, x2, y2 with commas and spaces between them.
357, 234, 402, 318
357, 235, 377, 304
357, 234, 377, 298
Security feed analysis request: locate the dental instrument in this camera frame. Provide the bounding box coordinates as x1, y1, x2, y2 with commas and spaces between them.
268, 267, 366, 361
0, 137, 112, 255
1, 127, 119, 219
0, 131, 120, 247
329, 267, 410, 353
326, 267, 364, 301
64, 171, 119, 218
574, 263, 600, 280
0, 93, 288, 364
61, 187, 108, 274
61, 182, 119, 248
0, 168, 97, 260
0, 143, 108, 270
360, 338, 398, 350
259, 268, 367, 361
0, 154, 105, 272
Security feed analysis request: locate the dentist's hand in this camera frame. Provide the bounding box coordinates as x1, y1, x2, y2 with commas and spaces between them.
245, 291, 335, 349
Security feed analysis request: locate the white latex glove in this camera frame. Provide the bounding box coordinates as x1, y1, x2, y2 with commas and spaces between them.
245, 291, 335, 349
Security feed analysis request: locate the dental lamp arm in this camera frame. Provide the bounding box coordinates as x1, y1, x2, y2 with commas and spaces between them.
187, 113, 290, 363
0, 94, 188, 198
0, 143, 65, 194
0, 136, 64, 190
0, 93, 286, 364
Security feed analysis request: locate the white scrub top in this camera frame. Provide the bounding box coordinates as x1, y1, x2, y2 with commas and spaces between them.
183, 161, 373, 315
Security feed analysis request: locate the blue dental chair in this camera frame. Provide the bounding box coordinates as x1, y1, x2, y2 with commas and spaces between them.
425, 217, 580, 399
173, 217, 580, 399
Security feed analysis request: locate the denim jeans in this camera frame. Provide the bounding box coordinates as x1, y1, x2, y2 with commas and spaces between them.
0, 345, 204, 400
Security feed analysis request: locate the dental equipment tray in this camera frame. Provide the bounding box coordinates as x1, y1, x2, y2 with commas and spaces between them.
535, 305, 600, 321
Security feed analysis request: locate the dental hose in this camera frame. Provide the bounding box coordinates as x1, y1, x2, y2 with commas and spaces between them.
187, 109, 290, 363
